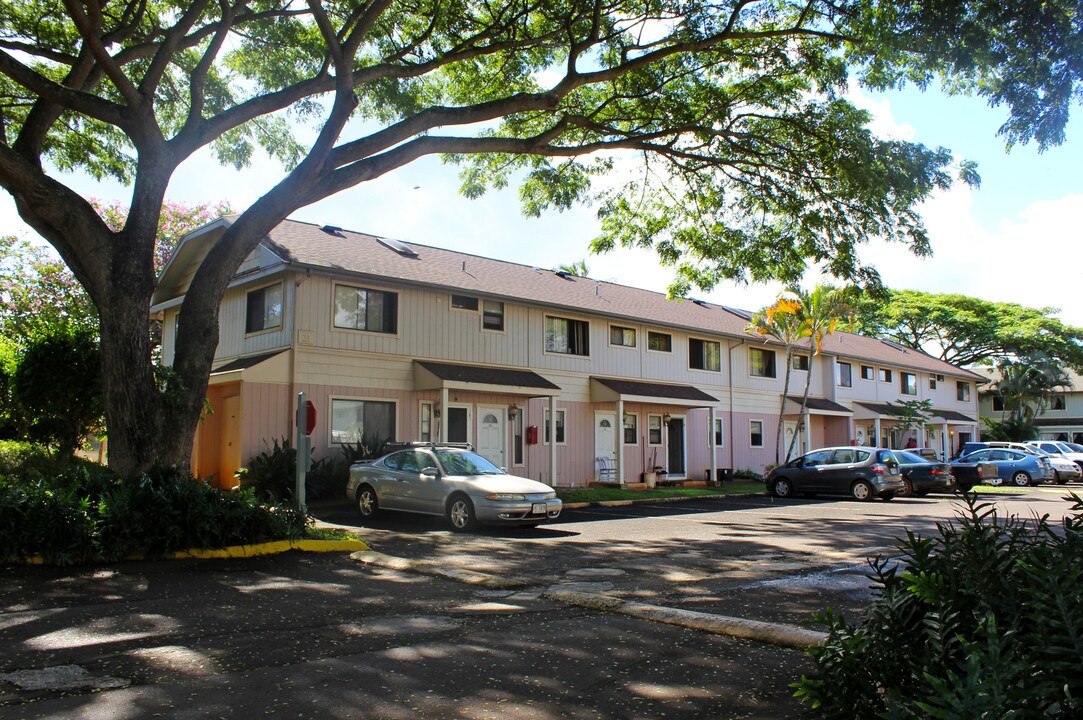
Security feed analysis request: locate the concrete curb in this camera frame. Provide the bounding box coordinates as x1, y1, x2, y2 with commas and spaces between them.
16, 538, 369, 565
561, 491, 765, 511
543, 588, 827, 650
350, 550, 530, 589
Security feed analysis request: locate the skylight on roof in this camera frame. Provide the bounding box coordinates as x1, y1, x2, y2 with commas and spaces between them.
377, 236, 419, 258
723, 306, 753, 320
881, 339, 910, 353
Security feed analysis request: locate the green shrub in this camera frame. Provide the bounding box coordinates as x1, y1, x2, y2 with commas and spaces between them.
237, 437, 297, 502
795, 493, 1083, 719
732, 467, 763, 481
1, 464, 306, 565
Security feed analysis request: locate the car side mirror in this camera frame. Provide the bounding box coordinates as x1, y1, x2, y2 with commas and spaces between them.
499, 467, 507, 473
421, 466, 440, 478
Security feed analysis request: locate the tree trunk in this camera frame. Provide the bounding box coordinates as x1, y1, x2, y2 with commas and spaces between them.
775, 349, 794, 465
786, 356, 814, 460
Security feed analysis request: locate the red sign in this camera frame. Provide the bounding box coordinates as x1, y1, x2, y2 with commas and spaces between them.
305, 401, 317, 436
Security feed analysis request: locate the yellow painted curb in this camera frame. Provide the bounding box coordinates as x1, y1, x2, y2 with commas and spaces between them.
14, 538, 369, 565
171, 538, 369, 559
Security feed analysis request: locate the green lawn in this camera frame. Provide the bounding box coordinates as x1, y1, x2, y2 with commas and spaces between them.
556, 481, 763, 504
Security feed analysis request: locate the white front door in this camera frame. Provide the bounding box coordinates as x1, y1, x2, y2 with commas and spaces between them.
594, 412, 617, 482
477, 407, 506, 468
784, 421, 801, 460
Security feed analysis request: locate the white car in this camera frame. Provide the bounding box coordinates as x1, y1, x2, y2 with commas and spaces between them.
346, 444, 562, 531
1025, 441, 1083, 474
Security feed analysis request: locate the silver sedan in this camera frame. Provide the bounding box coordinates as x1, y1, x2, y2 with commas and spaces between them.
346, 445, 562, 531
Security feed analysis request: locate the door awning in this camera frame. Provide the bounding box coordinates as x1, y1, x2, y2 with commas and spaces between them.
853, 401, 975, 424
783, 396, 852, 417
590, 377, 717, 407
209, 350, 289, 384
414, 360, 561, 397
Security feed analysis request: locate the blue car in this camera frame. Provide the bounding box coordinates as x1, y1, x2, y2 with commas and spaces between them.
956, 448, 1054, 487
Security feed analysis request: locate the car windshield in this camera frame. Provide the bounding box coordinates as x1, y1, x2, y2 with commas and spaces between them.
1067, 443, 1083, 452
434, 450, 503, 476
896, 451, 928, 464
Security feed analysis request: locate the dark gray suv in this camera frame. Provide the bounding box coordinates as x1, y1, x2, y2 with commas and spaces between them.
765, 446, 906, 501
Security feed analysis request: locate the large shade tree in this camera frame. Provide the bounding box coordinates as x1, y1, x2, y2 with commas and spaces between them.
850, 290, 1083, 372
0, 1, 1080, 475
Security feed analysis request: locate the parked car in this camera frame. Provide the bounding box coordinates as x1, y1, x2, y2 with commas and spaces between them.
954, 448, 1054, 487
894, 450, 955, 496
950, 458, 1000, 491
346, 444, 562, 531
765, 447, 905, 501
1024, 440, 1083, 472
984, 441, 1081, 483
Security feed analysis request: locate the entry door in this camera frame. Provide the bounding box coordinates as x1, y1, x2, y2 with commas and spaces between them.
784, 421, 802, 461
446, 406, 470, 445
477, 407, 506, 468
595, 412, 616, 481
219, 394, 241, 489
667, 416, 686, 477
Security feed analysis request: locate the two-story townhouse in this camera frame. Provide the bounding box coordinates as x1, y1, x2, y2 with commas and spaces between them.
152, 218, 982, 487
979, 368, 1083, 444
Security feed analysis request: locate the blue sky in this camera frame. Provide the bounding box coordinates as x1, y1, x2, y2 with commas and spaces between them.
2, 82, 1080, 325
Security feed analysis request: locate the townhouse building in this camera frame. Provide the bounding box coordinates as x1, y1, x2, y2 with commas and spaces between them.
979, 368, 1083, 444
152, 218, 983, 488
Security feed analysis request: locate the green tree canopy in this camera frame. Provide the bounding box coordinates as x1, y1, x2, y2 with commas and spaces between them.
851, 289, 1083, 371
0, 1, 1079, 474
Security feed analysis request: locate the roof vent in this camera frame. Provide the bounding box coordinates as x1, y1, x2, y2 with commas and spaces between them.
321, 225, 346, 237
377, 236, 419, 258
554, 270, 572, 279
692, 299, 710, 308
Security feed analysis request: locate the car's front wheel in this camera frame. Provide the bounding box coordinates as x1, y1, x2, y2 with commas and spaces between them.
1011, 471, 1032, 487
771, 477, 793, 498
356, 485, 378, 520
851, 480, 874, 501
899, 478, 914, 497
1055, 471, 1068, 485
447, 495, 477, 532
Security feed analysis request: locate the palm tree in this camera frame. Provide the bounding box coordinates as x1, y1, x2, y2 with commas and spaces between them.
748, 296, 804, 464
557, 260, 590, 277
995, 355, 1072, 422
785, 285, 852, 460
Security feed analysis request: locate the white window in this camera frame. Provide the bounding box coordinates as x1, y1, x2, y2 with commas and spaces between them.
648, 415, 663, 445
610, 325, 637, 348
750, 420, 764, 448
838, 362, 852, 388
713, 418, 724, 447
792, 354, 810, 371
245, 283, 283, 334
957, 382, 971, 402
750, 347, 776, 378
623, 413, 638, 444
544, 408, 566, 443
648, 331, 672, 352
482, 300, 504, 331
545, 316, 589, 356
419, 402, 433, 442
334, 284, 397, 333
690, 338, 721, 371
330, 399, 396, 444
901, 372, 917, 396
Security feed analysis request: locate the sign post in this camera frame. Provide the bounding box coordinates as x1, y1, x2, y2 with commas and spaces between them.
295, 392, 315, 514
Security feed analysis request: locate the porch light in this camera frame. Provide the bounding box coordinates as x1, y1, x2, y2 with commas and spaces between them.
663, 413, 672, 427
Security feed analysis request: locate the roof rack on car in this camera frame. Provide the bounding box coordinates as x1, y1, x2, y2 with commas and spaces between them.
385, 441, 475, 451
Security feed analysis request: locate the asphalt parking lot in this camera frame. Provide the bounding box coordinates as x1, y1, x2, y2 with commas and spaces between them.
2, 487, 1078, 719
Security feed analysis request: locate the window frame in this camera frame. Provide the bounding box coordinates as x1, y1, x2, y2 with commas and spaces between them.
792, 354, 810, 371
713, 418, 724, 448
901, 372, 917, 396
332, 282, 399, 335
418, 401, 433, 442
879, 368, 893, 383
544, 408, 567, 444
647, 414, 663, 446
750, 347, 777, 378
450, 294, 479, 311
689, 337, 722, 372
623, 413, 638, 445
244, 282, 284, 335
328, 396, 398, 447
482, 299, 505, 332
609, 324, 638, 349
957, 381, 971, 402
647, 331, 673, 353
750, 419, 765, 448
838, 361, 853, 388
544, 315, 591, 357
860, 365, 874, 381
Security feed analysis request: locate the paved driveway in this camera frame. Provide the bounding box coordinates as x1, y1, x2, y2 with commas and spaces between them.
2, 488, 1077, 719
